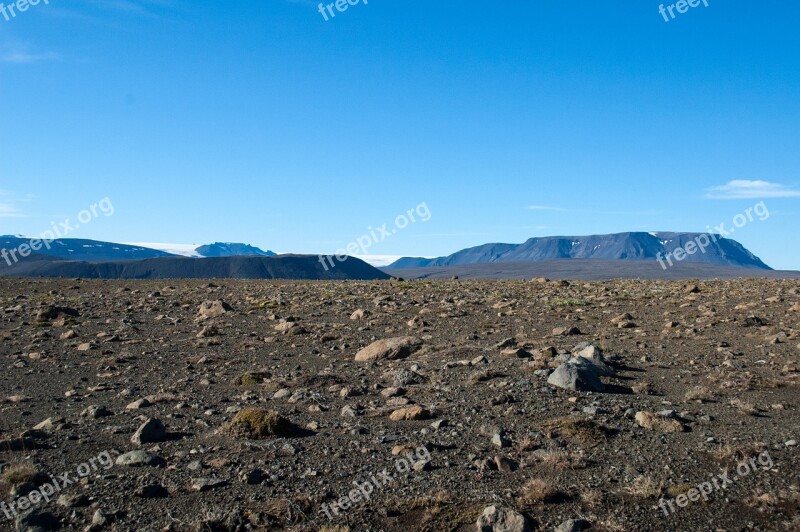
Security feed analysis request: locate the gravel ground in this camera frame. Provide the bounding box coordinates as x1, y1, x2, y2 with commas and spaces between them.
0, 277, 798, 532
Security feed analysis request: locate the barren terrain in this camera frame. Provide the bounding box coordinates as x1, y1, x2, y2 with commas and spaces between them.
1, 278, 798, 531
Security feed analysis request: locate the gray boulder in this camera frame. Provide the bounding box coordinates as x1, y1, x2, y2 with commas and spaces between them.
547, 362, 605, 392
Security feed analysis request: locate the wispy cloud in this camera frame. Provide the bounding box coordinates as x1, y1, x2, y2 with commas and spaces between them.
38, 0, 183, 26
522, 225, 548, 231
413, 232, 496, 238
527, 205, 569, 212
706, 180, 800, 200
0, 190, 25, 218
0, 50, 59, 64
527, 205, 661, 216
80, 0, 179, 15
285, 0, 319, 6
0, 0, 182, 64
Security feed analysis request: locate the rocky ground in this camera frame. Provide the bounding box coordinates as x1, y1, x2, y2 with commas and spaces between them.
0, 277, 798, 532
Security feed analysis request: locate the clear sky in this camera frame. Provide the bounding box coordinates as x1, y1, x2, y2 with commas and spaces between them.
1, 0, 799, 269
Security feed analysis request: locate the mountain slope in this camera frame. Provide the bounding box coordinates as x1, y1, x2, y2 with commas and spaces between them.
0, 255, 390, 280
383, 260, 799, 281
195, 242, 276, 257
0, 237, 173, 262
386, 232, 771, 270
0, 238, 279, 264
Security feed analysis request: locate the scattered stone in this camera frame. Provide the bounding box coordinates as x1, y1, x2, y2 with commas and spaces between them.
198, 300, 233, 320
90, 510, 110, 527
611, 312, 634, 324
495, 337, 517, 349
126, 398, 152, 410
135, 484, 169, 498
393, 368, 423, 386
684, 284, 701, 294
36, 306, 79, 322
197, 325, 219, 338
573, 344, 615, 376
6, 394, 30, 403
57, 494, 90, 507
744, 316, 765, 327
355, 336, 423, 362
241, 468, 267, 484
767, 332, 787, 344
555, 519, 592, 532
492, 432, 511, 448
431, 419, 448, 430
476, 505, 530, 532
81, 405, 112, 419
407, 316, 427, 328
547, 363, 605, 392
33, 418, 63, 432
274, 320, 306, 334
494, 455, 518, 473
582, 406, 608, 416
116, 450, 166, 467
389, 406, 431, 421
350, 309, 369, 320
59, 330, 78, 340
131, 418, 167, 445
341, 405, 359, 418
501, 347, 531, 358
190, 477, 228, 492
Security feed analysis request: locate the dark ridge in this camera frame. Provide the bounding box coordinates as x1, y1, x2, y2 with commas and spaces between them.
0, 255, 391, 280
384, 260, 799, 281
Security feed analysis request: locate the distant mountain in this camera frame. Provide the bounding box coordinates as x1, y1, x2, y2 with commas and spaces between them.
0, 254, 390, 280
0, 237, 383, 280
126, 242, 276, 258
195, 242, 276, 257
0, 237, 173, 262
386, 232, 771, 270
386, 257, 440, 269
0, 238, 278, 264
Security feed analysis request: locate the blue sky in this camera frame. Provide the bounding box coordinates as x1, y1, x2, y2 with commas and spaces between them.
1, 0, 799, 269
